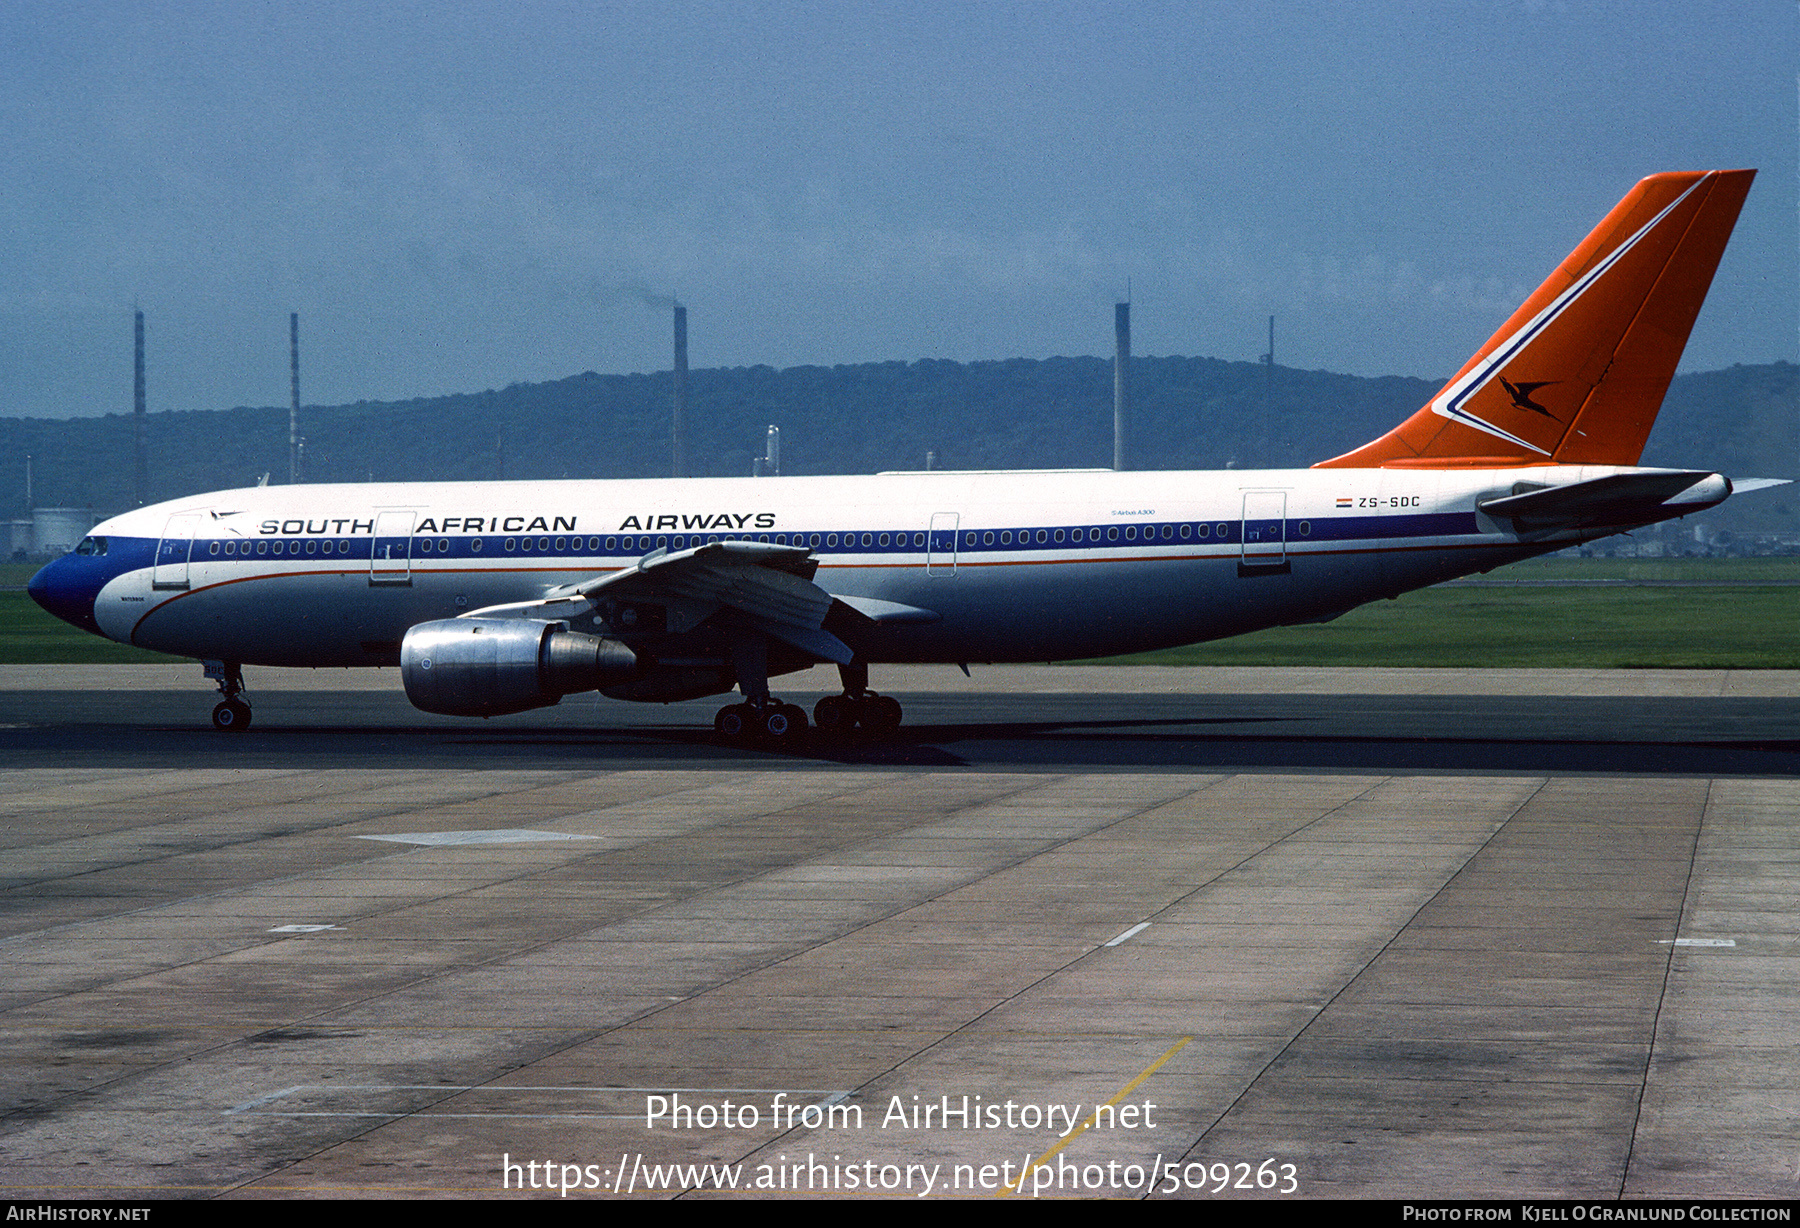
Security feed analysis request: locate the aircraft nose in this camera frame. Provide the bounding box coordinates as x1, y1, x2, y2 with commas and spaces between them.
28, 555, 104, 636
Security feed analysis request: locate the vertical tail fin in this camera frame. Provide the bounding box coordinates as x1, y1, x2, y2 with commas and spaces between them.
1316, 169, 1754, 469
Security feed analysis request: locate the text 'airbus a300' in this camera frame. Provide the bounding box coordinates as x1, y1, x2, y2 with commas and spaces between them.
30, 170, 1773, 740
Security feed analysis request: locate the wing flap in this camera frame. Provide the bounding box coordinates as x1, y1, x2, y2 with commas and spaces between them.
466, 539, 851, 663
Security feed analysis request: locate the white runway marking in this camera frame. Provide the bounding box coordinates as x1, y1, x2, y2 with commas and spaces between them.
356, 828, 602, 845
1103, 922, 1151, 946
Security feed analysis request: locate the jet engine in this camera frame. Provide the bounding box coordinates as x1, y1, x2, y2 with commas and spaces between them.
400, 618, 639, 717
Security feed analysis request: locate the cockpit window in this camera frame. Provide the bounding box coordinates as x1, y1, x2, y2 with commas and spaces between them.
73, 536, 107, 556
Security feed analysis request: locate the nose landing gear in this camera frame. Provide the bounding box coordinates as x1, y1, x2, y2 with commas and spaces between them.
204, 660, 252, 732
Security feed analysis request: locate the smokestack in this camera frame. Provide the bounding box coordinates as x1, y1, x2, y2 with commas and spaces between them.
134, 310, 147, 505
672, 304, 687, 478
289, 312, 301, 484
1113, 301, 1130, 471
764, 424, 780, 477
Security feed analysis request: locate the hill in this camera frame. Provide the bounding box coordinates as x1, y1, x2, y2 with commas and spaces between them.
2, 356, 1792, 538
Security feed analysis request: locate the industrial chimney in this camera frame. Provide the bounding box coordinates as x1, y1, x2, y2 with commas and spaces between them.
289, 312, 301, 484
672, 304, 687, 478
134, 310, 147, 505
1113, 301, 1130, 471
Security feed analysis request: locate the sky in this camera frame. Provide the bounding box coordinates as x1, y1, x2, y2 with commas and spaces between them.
1, 1, 1795, 419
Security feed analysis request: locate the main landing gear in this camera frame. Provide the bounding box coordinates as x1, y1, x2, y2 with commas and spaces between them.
712, 633, 808, 744
811, 662, 902, 736
709, 643, 905, 744
204, 659, 252, 732
714, 699, 809, 743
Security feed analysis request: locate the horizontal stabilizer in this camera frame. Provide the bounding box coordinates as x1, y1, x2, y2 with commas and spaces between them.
1477, 470, 1729, 531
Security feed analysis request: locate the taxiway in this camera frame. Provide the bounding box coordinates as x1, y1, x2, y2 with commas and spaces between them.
1, 666, 1795, 1199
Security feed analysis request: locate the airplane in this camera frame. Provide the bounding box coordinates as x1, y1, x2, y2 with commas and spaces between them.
29, 169, 1778, 741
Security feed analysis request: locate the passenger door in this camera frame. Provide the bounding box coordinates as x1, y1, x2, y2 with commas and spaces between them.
369, 511, 416, 585
1240, 491, 1288, 568
927, 512, 959, 576
153, 511, 204, 590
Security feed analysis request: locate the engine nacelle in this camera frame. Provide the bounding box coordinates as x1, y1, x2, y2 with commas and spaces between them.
400, 618, 639, 717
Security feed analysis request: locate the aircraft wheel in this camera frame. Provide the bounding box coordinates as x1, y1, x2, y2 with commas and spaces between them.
864, 695, 902, 733
211, 700, 252, 732
813, 695, 853, 733
714, 704, 751, 738
867, 695, 900, 731
762, 704, 806, 741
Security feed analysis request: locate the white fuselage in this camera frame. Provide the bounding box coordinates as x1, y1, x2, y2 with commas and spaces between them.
63, 465, 1623, 672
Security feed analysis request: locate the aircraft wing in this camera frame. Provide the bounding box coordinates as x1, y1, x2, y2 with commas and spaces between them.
1476, 470, 1731, 532
468, 540, 854, 664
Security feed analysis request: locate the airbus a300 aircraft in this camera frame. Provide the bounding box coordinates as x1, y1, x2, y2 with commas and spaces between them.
30, 170, 1768, 740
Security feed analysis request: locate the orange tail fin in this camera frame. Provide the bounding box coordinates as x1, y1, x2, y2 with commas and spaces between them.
1316, 169, 1754, 470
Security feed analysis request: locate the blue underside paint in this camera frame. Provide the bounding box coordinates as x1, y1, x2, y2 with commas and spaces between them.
28, 538, 155, 637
